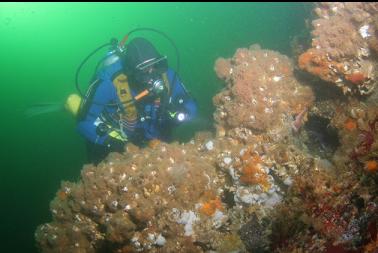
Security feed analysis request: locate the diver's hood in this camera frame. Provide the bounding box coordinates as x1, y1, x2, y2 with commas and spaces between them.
123, 37, 163, 74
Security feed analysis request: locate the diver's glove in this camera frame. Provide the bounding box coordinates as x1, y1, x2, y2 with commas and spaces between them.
104, 136, 125, 152
96, 123, 127, 151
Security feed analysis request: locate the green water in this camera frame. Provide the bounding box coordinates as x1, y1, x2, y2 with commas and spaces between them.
0, 3, 311, 252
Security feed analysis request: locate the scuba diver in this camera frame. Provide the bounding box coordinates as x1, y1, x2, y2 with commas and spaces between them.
70, 33, 197, 165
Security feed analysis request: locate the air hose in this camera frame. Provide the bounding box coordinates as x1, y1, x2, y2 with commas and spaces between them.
75, 28, 183, 107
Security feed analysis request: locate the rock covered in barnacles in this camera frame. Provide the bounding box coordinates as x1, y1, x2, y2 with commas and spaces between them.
298, 2, 378, 96
214, 44, 314, 136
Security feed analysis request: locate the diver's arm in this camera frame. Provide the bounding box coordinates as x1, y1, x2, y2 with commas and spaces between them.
77, 81, 114, 145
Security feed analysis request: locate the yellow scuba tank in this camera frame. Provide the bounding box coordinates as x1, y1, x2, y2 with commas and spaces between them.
65, 93, 82, 117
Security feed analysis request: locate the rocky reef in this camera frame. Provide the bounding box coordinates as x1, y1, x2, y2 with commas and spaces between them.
298, 2, 378, 96
35, 2, 378, 253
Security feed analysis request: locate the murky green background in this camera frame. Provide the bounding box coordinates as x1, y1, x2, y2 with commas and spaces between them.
0, 3, 311, 252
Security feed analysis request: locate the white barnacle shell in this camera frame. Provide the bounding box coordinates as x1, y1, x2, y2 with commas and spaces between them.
264, 107, 273, 113
155, 234, 166, 246
205, 140, 214, 151
111, 200, 118, 208
360, 47, 370, 57
359, 25, 371, 38
75, 214, 82, 222
224, 157, 232, 165
272, 76, 282, 82
168, 185, 176, 194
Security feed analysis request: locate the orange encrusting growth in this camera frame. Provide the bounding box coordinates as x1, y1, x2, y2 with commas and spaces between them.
345, 72, 366, 85
364, 234, 378, 253
344, 118, 357, 131
298, 49, 345, 83
200, 197, 223, 216
298, 50, 332, 81
57, 191, 67, 201
148, 139, 161, 149
365, 160, 378, 172
239, 148, 270, 191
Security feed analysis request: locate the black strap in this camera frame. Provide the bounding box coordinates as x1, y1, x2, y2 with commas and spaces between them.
77, 79, 101, 121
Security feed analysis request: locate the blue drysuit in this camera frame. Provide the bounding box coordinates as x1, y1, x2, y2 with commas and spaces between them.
77, 60, 197, 146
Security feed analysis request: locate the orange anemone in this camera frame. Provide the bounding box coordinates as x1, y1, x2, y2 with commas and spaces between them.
200, 197, 223, 216
58, 191, 67, 200
345, 72, 365, 85
344, 118, 357, 131
365, 160, 378, 172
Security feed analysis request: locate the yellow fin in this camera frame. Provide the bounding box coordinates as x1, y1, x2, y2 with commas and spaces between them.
65, 93, 82, 116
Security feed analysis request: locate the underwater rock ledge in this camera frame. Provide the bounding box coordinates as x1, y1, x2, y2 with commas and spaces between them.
35, 4, 378, 251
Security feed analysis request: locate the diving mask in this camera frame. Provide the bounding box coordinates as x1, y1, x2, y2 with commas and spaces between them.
134, 56, 168, 96
135, 55, 168, 73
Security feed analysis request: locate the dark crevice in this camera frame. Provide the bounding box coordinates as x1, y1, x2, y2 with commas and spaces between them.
303, 115, 340, 159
